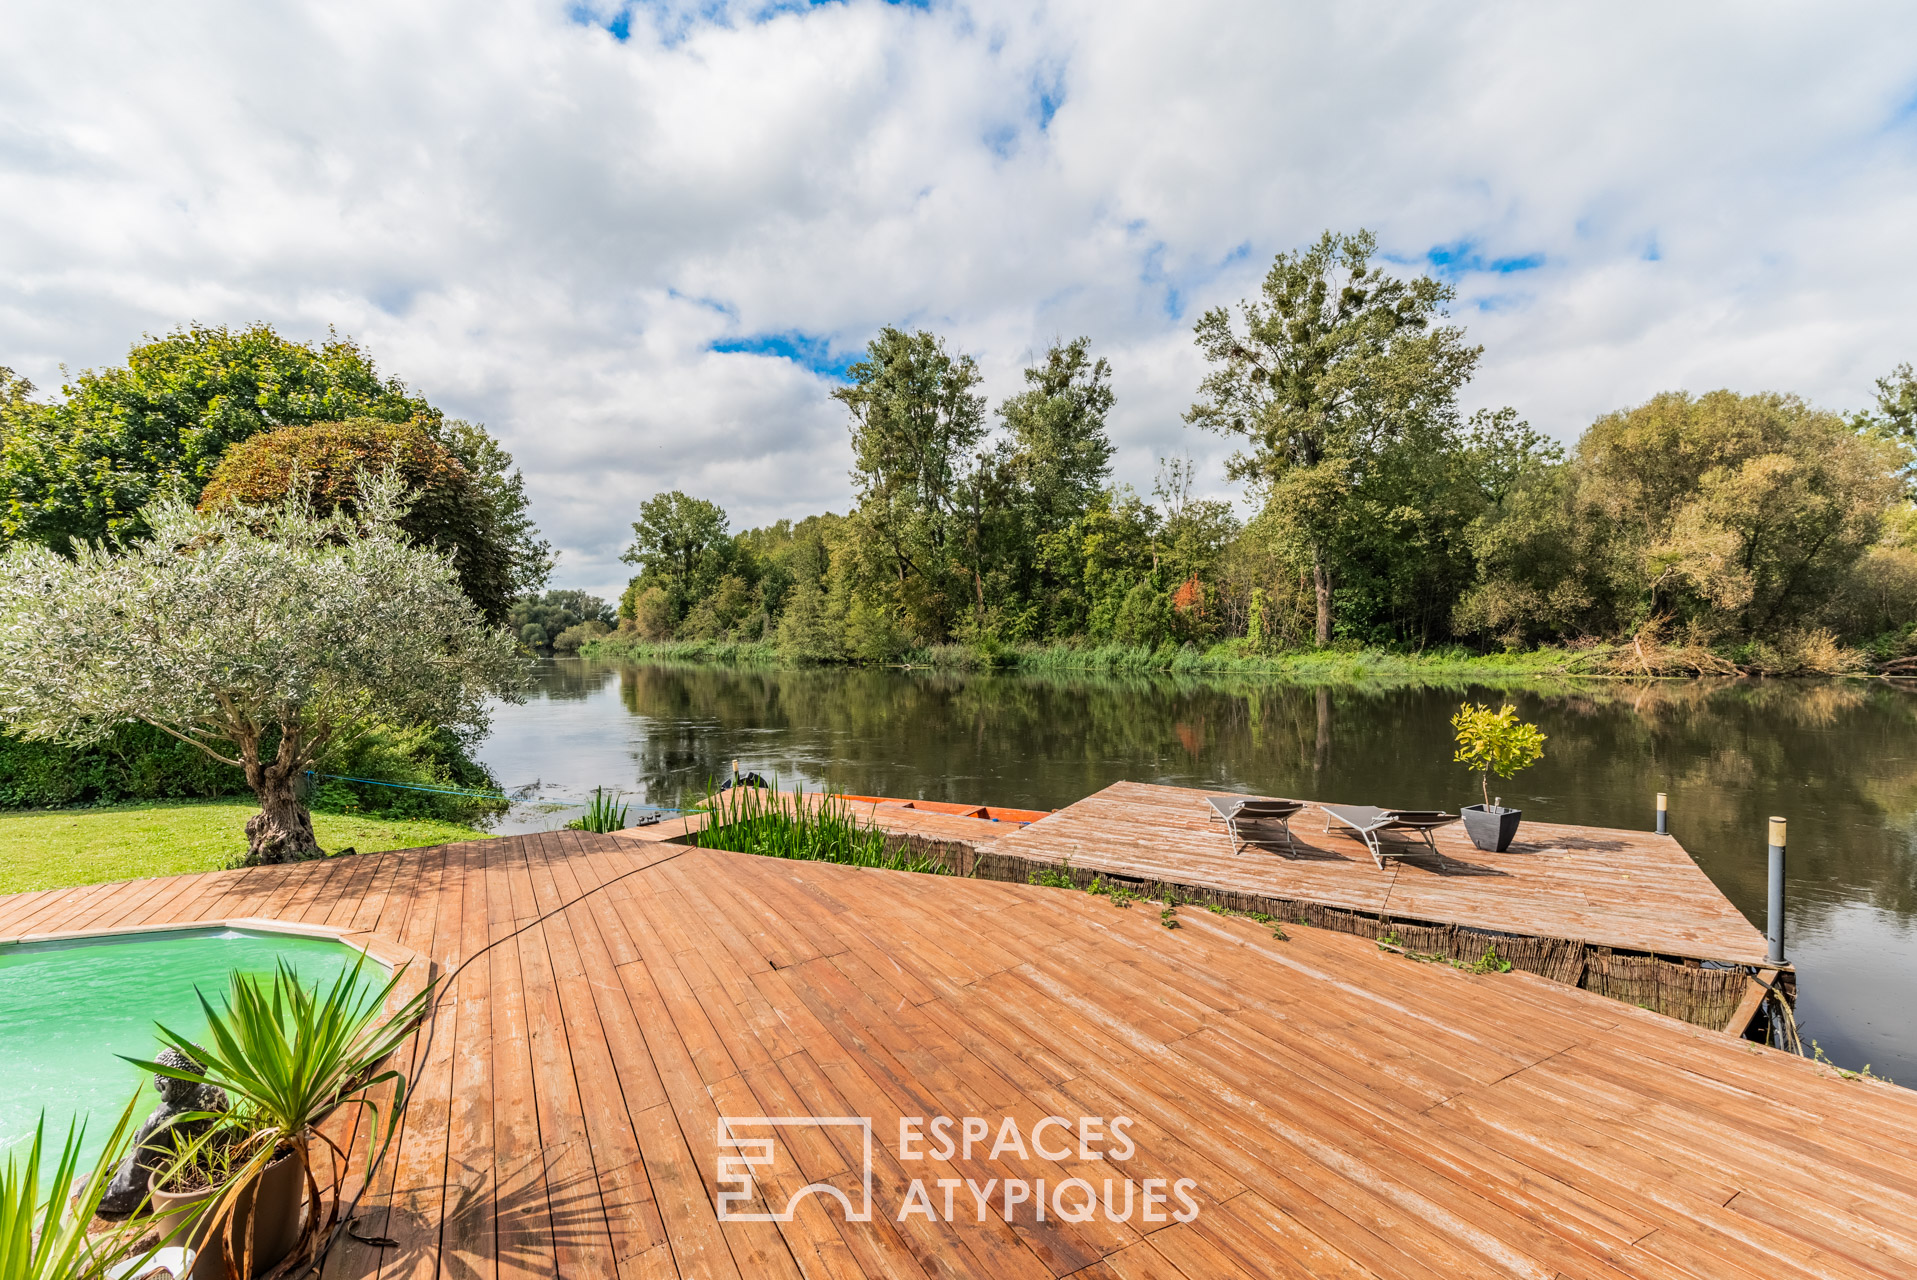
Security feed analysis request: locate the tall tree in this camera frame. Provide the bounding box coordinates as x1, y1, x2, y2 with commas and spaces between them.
0, 325, 434, 551
999, 337, 1116, 532
199, 418, 526, 622
621, 490, 732, 620
834, 327, 987, 639
1184, 229, 1480, 644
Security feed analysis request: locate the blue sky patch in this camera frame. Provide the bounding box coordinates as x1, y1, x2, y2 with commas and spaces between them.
710, 331, 856, 379
1425, 238, 1545, 279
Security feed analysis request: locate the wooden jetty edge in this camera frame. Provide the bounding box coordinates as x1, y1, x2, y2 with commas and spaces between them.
831, 782, 1785, 1035
3, 832, 1911, 1280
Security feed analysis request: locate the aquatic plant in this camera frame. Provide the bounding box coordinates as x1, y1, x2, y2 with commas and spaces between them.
569, 787, 631, 833
694, 782, 948, 873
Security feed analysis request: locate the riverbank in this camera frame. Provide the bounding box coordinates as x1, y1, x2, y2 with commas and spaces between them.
0, 799, 489, 895
579, 634, 1589, 680
581, 628, 1889, 679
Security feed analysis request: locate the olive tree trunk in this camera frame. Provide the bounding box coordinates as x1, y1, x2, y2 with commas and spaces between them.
240, 726, 324, 864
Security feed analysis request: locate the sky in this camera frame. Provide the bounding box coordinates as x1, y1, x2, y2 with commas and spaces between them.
3, 1, 1916, 600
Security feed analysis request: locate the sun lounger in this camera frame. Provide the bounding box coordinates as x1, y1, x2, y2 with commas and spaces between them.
1319, 804, 1458, 869
1206, 794, 1306, 854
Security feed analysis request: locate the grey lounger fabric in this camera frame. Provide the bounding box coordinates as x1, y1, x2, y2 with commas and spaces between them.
1206, 794, 1306, 854
1319, 804, 1458, 869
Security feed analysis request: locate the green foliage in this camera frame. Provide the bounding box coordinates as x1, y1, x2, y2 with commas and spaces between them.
0, 721, 246, 809
620, 491, 734, 633
694, 783, 949, 873
0, 325, 435, 553
308, 722, 506, 825
567, 787, 630, 833
998, 337, 1116, 532
1460, 390, 1906, 646
0, 1095, 164, 1280
1185, 229, 1484, 645
1451, 702, 1546, 806
134, 959, 431, 1274
199, 418, 522, 622
511, 589, 615, 650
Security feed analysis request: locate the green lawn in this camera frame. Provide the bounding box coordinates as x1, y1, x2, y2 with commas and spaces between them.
0, 799, 490, 897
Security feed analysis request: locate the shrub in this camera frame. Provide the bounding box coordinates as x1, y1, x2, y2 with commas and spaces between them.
553, 620, 611, 652
200, 417, 517, 622
0, 722, 248, 808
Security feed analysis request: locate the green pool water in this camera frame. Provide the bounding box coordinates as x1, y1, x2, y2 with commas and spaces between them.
0, 928, 373, 1182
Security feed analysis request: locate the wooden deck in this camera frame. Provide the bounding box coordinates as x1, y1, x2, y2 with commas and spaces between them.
906, 782, 1772, 967
6, 832, 1915, 1278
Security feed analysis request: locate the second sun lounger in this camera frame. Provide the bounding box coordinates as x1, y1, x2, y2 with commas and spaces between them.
1319, 804, 1458, 870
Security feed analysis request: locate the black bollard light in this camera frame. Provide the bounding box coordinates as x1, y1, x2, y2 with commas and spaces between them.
1656, 792, 1668, 835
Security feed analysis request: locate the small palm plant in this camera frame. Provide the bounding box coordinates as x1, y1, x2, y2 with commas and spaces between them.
1452, 702, 1546, 808
129, 957, 431, 1278
0, 1095, 183, 1280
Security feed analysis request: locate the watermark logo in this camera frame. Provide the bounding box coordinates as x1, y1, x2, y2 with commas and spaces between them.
714, 1114, 1197, 1225
715, 1116, 874, 1222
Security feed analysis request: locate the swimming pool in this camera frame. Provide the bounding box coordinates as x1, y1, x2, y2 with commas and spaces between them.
0, 927, 376, 1180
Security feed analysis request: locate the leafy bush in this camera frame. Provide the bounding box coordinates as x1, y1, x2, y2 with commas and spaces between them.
510, 589, 615, 650
0, 720, 502, 824
0, 722, 248, 809
553, 620, 611, 652
307, 723, 507, 826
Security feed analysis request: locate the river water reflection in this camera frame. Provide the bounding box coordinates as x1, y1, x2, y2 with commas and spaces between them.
477, 658, 1917, 1081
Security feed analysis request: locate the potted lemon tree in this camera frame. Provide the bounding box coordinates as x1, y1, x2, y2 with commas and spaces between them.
1452, 702, 1546, 852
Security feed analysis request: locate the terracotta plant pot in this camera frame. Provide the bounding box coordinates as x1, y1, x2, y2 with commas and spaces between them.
1462, 804, 1522, 852
147, 1173, 220, 1280
149, 1149, 305, 1280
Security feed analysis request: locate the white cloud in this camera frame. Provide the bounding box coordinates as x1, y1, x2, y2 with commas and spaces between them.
3, 0, 1915, 598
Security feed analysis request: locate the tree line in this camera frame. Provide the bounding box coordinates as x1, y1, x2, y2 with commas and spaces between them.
612, 230, 1917, 668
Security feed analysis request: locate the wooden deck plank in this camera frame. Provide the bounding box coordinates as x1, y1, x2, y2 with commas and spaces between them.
7, 830, 1915, 1280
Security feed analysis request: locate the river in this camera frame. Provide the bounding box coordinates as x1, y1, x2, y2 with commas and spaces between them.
476, 657, 1917, 1081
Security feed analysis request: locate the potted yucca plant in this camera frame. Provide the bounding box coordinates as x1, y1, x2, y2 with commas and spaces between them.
0, 1094, 203, 1280
129, 957, 431, 1280
1452, 701, 1546, 852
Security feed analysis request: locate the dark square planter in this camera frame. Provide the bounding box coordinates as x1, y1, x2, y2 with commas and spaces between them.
1461, 804, 1522, 852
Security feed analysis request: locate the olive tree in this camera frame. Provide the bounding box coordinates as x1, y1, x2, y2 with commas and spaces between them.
0, 475, 525, 863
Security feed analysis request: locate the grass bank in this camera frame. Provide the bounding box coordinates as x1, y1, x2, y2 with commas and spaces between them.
580, 629, 1886, 680
0, 799, 489, 897
579, 632, 1596, 681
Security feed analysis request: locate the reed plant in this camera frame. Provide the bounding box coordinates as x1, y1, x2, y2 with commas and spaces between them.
570, 787, 630, 833
695, 782, 948, 874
